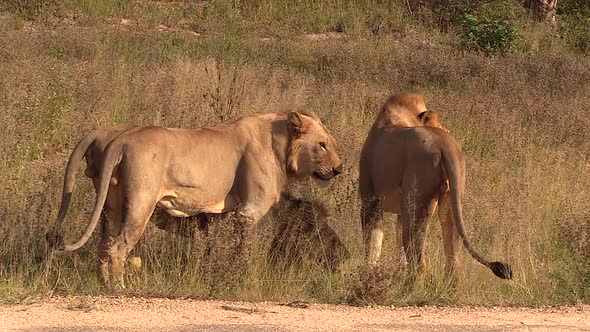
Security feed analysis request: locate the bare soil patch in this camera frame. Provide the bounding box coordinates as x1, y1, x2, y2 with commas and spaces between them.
1, 297, 588, 331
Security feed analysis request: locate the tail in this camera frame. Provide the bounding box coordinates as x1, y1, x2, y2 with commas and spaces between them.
58, 140, 123, 252
47, 132, 100, 250
440, 137, 513, 280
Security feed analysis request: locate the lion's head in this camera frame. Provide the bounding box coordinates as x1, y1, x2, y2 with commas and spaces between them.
286, 111, 343, 186
418, 110, 449, 132
374, 92, 449, 132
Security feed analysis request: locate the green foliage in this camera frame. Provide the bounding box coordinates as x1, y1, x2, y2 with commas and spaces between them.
411, 0, 522, 32
557, 0, 590, 15
461, 13, 518, 56
558, 0, 590, 54
413, 0, 477, 31
0, 0, 56, 19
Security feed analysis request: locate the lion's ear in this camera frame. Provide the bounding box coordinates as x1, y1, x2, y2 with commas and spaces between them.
418, 110, 438, 125
288, 111, 307, 135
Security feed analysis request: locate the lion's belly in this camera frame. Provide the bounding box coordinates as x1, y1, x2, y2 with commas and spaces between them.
381, 189, 402, 215
379, 188, 440, 216
157, 189, 239, 217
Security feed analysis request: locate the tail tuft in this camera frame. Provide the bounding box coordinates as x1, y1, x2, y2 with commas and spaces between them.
489, 261, 513, 279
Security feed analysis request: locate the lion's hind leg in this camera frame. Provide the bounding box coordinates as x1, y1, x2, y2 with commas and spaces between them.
361, 197, 384, 265
107, 180, 160, 289
400, 190, 437, 289
395, 216, 408, 268
98, 206, 121, 287
98, 184, 126, 288
438, 190, 462, 287
108, 204, 156, 289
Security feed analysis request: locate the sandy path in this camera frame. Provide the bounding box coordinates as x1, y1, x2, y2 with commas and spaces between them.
0, 297, 588, 332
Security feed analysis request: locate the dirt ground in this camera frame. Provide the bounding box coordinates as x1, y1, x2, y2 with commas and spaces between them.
0, 297, 588, 332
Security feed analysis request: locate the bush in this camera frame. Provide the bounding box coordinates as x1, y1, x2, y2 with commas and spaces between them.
0, 0, 56, 19
558, 0, 590, 54
411, 0, 521, 32
461, 13, 518, 56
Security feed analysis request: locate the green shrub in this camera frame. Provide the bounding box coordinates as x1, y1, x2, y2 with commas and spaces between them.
558, 0, 590, 54
0, 0, 56, 19
461, 13, 518, 56
411, 0, 521, 32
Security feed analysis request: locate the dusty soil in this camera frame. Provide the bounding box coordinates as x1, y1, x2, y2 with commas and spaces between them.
0, 297, 588, 332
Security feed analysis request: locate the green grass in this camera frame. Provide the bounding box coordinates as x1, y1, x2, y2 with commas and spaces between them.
0, 0, 589, 306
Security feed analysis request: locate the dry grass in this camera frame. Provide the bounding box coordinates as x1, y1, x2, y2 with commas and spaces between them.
0, 1, 589, 306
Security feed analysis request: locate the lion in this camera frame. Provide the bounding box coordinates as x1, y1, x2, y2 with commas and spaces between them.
365, 92, 450, 264
267, 192, 349, 273
47, 125, 136, 250
46, 125, 208, 262
359, 93, 512, 285
50, 111, 343, 287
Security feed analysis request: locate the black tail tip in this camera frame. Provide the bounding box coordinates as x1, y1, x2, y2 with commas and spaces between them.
490, 261, 513, 279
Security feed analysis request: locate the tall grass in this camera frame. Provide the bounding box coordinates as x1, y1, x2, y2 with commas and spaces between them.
0, 1, 588, 305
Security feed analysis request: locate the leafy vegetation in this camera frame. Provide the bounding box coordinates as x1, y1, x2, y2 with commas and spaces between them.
558, 0, 590, 53
461, 13, 518, 56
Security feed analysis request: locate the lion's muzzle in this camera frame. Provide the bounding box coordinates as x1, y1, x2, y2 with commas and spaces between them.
314, 164, 343, 180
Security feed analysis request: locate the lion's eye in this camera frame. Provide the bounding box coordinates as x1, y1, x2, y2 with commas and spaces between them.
319, 142, 328, 151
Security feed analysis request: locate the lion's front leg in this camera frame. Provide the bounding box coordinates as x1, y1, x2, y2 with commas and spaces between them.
204, 206, 263, 294
235, 211, 254, 262
233, 204, 270, 266
205, 155, 279, 290
231, 159, 278, 264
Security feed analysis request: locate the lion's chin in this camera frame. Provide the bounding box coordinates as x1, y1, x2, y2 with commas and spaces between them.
312, 176, 331, 188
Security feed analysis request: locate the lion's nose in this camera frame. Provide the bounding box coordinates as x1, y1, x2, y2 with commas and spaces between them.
333, 164, 343, 176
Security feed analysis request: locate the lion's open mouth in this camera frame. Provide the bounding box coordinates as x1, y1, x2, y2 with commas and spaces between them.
313, 172, 333, 181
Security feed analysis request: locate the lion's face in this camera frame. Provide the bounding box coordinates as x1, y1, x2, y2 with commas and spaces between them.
287, 111, 343, 186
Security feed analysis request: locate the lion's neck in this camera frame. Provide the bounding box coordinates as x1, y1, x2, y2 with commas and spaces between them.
270, 117, 291, 183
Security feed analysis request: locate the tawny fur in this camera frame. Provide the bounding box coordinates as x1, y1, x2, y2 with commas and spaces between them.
267, 193, 349, 273
45, 125, 206, 255
49, 112, 342, 288
46, 125, 137, 250
359, 93, 512, 285
374, 92, 446, 131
